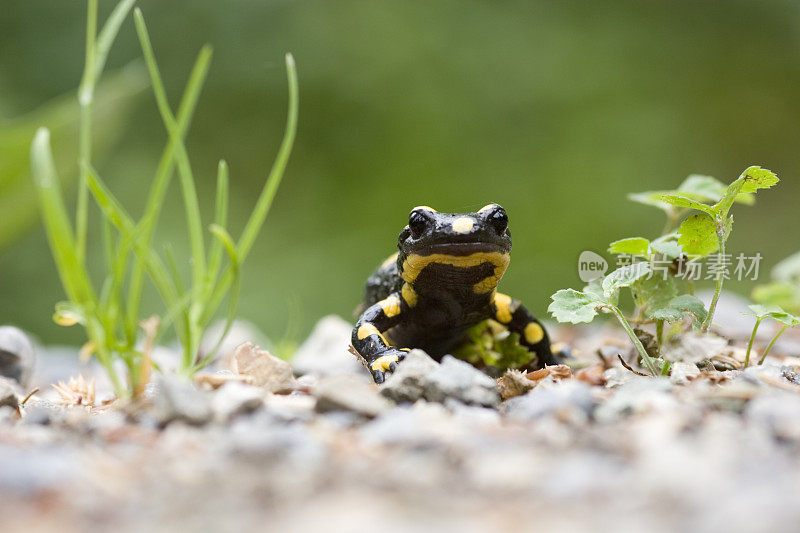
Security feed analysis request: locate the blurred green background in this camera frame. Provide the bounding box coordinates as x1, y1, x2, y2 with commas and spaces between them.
2, 0, 799, 346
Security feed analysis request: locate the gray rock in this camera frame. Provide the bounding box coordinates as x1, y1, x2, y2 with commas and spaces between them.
595, 376, 676, 422
212, 381, 265, 421
291, 315, 366, 377
0, 377, 20, 409
263, 393, 316, 423
501, 381, 595, 421
746, 391, 800, 441
738, 364, 788, 386
421, 355, 500, 407
313, 374, 391, 418
153, 375, 213, 425
0, 326, 35, 385
380, 349, 439, 402
670, 362, 700, 385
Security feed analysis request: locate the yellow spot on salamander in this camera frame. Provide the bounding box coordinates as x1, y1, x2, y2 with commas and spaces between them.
493, 292, 518, 324
401, 283, 418, 307
357, 323, 388, 344
451, 217, 475, 233
379, 294, 402, 317
524, 322, 545, 344
381, 252, 399, 269
412, 205, 437, 213
371, 354, 399, 372
478, 203, 499, 213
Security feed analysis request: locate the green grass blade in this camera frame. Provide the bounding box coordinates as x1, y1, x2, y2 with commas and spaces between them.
194, 224, 240, 371
31, 128, 95, 305
237, 53, 299, 260
93, 0, 137, 80
76, 0, 99, 265
135, 9, 208, 291
206, 160, 229, 290
125, 39, 211, 334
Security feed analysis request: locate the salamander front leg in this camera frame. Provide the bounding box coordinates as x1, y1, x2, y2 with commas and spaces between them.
491, 292, 563, 368
351, 293, 408, 383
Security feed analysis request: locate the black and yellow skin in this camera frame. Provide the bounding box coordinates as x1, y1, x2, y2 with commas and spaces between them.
352, 204, 562, 383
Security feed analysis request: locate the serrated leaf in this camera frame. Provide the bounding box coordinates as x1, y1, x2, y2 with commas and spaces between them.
651, 294, 708, 325
602, 262, 651, 300
746, 304, 800, 326
632, 275, 677, 315
548, 289, 603, 324
649, 239, 682, 259
659, 194, 716, 215
739, 166, 779, 193
608, 237, 650, 256
627, 191, 672, 212
677, 213, 718, 257
677, 174, 755, 205
583, 278, 605, 302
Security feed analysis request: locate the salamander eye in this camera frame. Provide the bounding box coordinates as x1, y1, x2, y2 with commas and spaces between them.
487, 206, 508, 234
408, 209, 431, 238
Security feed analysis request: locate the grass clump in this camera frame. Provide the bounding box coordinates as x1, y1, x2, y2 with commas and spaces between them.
30, 0, 298, 399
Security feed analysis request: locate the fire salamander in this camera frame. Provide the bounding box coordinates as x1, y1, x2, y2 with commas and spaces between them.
352, 204, 562, 383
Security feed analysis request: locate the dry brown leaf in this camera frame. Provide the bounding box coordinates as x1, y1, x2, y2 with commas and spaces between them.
52, 375, 96, 407
228, 342, 297, 393
575, 364, 606, 386
527, 364, 573, 382
498, 370, 535, 400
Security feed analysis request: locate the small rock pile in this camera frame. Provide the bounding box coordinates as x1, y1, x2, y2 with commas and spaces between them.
2, 316, 800, 532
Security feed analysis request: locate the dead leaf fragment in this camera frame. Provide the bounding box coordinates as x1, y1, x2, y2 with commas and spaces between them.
498, 370, 535, 400
52, 375, 96, 407
228, 342, 297, 393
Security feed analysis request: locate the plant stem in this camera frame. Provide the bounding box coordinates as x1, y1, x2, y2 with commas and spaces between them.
701, 221, 726, 332
758, 324, 789, 365
609, 305, 659, 376
656, 319, 664, 352
743, 317, 762, 368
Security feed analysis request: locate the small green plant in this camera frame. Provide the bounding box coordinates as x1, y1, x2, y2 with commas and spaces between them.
550, 167, 778, 376
30, 0, 298, 399
742, 305, 800, 367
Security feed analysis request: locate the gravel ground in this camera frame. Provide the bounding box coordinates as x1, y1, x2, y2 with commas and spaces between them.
2, 314, 800, 533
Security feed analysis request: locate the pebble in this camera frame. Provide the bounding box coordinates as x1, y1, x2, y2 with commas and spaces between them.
421, 355, 501, 407
0, 326, 35, 385
153, 375, 213, 425
501, 380, 595, 421
379, 349, 439, 402
313, 374, 391, 418
291, 315, 365, 376
212, 381, 265, 421
0, 377, 20, 409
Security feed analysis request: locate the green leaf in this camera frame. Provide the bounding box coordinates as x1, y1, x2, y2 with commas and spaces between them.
747, 304, 800, 327
627, 191, 672, 212
583, 278, 606, 302
602, 262, 651, 300
650, 294, 707, 325
677, 174, 754, 205
649, 239, 682, 259
548, 289, 603, 324
739, 166, 779, 194
659, 194, 716, 215
608, 237, 650, 256
677, 213, 718, 257
632, 275, 677, 315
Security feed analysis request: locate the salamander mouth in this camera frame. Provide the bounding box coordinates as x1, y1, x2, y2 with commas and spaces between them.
415, 241, 508, 256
